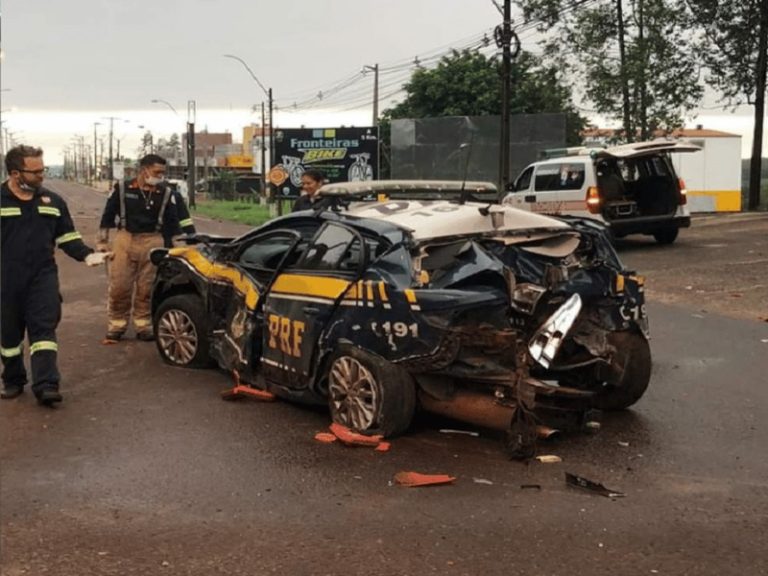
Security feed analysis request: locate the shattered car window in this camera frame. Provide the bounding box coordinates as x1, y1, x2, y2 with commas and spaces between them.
239, 233, 298, 270
299, 223, 359, 272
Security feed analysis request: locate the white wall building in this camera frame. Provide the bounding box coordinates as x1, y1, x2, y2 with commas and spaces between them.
669, 128, 742, 213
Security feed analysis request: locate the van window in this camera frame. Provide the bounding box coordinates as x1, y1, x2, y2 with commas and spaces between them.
534, 163, 586, 191
514, 167, 534, 192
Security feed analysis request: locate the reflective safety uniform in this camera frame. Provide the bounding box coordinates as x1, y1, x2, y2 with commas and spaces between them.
0, 182, 93, 396
99, 180, 182, 337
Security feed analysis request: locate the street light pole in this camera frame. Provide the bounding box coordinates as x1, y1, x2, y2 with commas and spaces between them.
187, 100, 196, 208
223, 54, 275, 205
363, 64, 380, 126
93, 122, 101, 182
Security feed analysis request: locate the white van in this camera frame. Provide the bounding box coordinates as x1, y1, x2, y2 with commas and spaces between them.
503, 141, 701, 244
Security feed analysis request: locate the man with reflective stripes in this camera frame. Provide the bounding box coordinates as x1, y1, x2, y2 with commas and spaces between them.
1, 145, 109, 406
168, 187, 196, 245
97, 154, 181, 342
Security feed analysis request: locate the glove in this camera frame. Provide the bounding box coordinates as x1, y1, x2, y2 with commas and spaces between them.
85, 252, 112, 267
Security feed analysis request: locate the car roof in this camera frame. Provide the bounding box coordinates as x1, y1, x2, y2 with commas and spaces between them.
342, 199, 570, 241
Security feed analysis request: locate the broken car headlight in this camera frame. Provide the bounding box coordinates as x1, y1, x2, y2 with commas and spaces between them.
528, 293, 583, 369
511, 283, 547, 315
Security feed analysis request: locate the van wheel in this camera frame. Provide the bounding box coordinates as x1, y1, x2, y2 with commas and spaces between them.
653, 228, 679, 244
327, 345, 416, 438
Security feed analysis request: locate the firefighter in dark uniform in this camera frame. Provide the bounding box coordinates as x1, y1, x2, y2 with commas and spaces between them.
1, 145, 109, 406
97, 154, 182, 342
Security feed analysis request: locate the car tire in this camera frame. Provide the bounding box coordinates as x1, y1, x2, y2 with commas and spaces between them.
154, 293, 211, 368
593, 331, 652, 411
327, 345, 416, 438
653, 228, 679, 244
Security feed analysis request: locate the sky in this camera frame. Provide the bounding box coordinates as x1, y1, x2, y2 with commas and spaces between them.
1, 0, 763, 165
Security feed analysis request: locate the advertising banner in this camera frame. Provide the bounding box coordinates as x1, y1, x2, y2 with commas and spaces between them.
272, 127, 379, 197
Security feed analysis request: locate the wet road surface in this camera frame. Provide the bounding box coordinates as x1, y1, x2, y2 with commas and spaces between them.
1, 181, 767, 575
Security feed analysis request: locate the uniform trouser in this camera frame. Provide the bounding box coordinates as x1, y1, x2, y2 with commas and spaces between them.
1, 266, 61, 395
107, 230, 165, 335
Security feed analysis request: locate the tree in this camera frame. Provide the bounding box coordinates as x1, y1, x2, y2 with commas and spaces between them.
515, 0, 704, 141
685, 0, 768, 210
382, 49, 586, 145
139, 130, 154, 157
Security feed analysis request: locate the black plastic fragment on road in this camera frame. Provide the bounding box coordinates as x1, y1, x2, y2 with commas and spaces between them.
565, 472, 625, 498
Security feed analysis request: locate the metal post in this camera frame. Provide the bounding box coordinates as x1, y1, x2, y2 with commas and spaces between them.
187, 100, 197, 209
260, 102, 267, 198
269, 87, 280, 216
108, 118, 114, 181
500, 0, 512, 194
93, 122, 100, 182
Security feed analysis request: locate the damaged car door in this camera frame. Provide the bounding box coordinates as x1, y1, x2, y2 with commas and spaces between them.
260, 222, 367, 391
208, 229, 302, 380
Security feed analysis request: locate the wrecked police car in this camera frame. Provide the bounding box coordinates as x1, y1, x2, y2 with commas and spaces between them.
150, 180, 650, 456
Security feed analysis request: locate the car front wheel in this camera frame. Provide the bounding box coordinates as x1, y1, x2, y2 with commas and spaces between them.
154, 293, 211, 368
327, 345, 416, 437
593, 331, 652, 410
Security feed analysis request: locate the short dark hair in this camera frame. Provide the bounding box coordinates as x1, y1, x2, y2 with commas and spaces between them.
302, 169, 326, 183
5, 145, 43, 173
139, 154, 167, 168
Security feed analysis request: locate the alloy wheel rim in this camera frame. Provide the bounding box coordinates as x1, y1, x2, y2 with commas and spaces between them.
328, 356, 379, 431
157, 309, 198, 365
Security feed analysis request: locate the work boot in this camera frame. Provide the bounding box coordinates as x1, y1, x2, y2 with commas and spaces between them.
104, 331, 124, 343
36, 389, 63, 407
1, 385, 24, 400
136, 331, 155, 342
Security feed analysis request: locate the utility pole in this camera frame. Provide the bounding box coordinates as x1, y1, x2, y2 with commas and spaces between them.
260, 102, 267, 198
102, 116, 123, 182
616, 0, 633, 142
187, 100, 197, 208
364, 64, 380, 125
496, 0, 520, 195
93, 122, 101, 183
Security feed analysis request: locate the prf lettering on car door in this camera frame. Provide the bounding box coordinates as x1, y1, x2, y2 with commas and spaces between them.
268, 314, 305, 357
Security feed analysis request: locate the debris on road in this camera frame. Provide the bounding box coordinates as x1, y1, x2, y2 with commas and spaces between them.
439, 429, 480, 437
618, 441, 630, 447
329, 422, 383, 447
520, 484, 542, 490
314, 432, 337, 444
536, 426, 560, 439
221, 370, 276, 401
394, 471, 456, 487
473, 478, 494, 485
565, 472, 625, 499
536, 454, 562, 463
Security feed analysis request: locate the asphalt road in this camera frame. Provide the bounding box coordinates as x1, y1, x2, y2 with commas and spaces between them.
1, 181, 767, 576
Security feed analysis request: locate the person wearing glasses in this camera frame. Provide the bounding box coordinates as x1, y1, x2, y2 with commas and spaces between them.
1, 145, 109, 406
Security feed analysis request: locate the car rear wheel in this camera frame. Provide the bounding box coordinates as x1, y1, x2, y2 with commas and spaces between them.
653, 228, 679, 244
154, 294, 211, 368
593, 331, 652, 410
327, 345, 416, 438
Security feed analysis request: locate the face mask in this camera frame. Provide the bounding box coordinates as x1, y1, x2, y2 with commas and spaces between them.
16, 176, 38, 193
145, 175, 164, 186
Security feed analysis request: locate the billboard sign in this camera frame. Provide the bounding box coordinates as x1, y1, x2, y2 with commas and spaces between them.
272, 127, 379, 197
